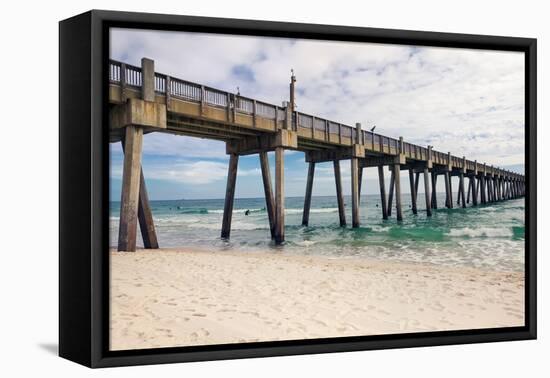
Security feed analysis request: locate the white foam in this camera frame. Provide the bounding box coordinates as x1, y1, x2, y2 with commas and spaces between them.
447, 227, 513, 238
285, 208, 338, 214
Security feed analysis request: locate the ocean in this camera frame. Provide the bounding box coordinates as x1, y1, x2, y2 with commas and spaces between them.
110, 193, 525, 272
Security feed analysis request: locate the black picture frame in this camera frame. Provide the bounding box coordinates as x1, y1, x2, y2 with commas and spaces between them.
59, 9, 537, 368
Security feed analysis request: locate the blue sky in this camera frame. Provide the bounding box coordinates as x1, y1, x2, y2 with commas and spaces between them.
110, 29, 525, 200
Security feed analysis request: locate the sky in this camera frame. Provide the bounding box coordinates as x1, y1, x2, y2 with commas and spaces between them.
110, 28, 525, 201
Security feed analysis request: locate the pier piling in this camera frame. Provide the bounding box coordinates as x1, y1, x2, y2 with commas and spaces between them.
351, 158, 360, 228
393, 164, 403, 221
118, 125, 144, 252
388, 169, 395, 217
221, 154, 239, 239
275, 147, 285, 243
378, 166, 388, 220
302, 162, 315, 227
334, 160, 347, 227
423, 168, 432, 216
260, 152, 276, 238
409, 169, 418, 215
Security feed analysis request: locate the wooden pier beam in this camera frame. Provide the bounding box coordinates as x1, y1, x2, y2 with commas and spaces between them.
301, 162, 315, 227
378, 166, 388, 220
259, 152, 276, 238
118, 125, 144, 252
409, 169, 418, 215
351, 158, 360, 228
221, 154, 239, 239
393, 164, 403, 221
423, 168, 432, 216
388, 169, 395, 217
459, 173, 466, 208
274, 147, 285, 243
431, 172, 438, 209
334, 160, 347, 226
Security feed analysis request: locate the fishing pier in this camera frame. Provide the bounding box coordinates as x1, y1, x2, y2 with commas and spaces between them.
109, 58, 525, 251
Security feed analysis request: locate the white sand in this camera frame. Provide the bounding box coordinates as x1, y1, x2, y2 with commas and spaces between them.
109, 248, 524, 351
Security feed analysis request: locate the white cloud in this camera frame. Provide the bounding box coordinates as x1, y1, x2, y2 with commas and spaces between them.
143, 160, 260, 185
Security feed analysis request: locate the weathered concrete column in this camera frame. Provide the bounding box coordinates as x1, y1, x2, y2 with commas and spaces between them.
141, 58, 155, 101
121, 139, 159, 249
423, 168, 432, 216
393, 164, 403, 221
351, 158, 360, 228
388, 169, 395, 216
431, 172, 438, 209
358, 167, 363, 205
274, 147, 285, 243
480, 176, 486, 204
444, 171, 451, 209
137, 169, 159, 249
302, 162, 315, 227
409, 169, 418, 215
459, 173, 466, 208
448, 174, 454, 208
221, 154, 239, 239
118, 125, 144, 252
378, 166, 388, 220
259, 152, 276, 238
415, 172, 421, 199
334, 160, 347, 227
471, 177, 477, 206
466, 176, 472, 203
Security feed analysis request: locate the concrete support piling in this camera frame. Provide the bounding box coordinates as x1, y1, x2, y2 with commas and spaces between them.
459, 173, 466, 208
409, 169, 418, 215
378, 166, 388, 220
118, 125, 144, 252
274, 147, 285, 243
334, 160, 346, 227
388, 169, 395, 217
221, 154, 239, 239
444, 172, 451, 209
260, 152, 276, 238
301, 161, 315, 227
393, 164, 403, 221
431, 172, 438, 209
351, 158, 360, 228
423, 168, 432, 217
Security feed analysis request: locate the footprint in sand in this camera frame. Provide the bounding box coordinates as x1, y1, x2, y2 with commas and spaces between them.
192, 313, 207, 317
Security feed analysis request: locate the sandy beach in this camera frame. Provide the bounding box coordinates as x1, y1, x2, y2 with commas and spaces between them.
109, 248, 524, 351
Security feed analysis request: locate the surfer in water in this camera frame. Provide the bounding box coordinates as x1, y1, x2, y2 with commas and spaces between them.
245, 209, 250, 216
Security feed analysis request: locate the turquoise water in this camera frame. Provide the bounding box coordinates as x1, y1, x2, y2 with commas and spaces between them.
110, 193, 525, 272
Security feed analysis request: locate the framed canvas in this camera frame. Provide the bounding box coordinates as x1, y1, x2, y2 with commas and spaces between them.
59, 10, 537, 368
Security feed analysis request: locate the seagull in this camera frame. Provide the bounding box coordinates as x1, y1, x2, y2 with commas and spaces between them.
370, 125, 376, 132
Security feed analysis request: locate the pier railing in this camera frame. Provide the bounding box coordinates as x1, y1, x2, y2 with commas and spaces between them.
109, 59, 518, 177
